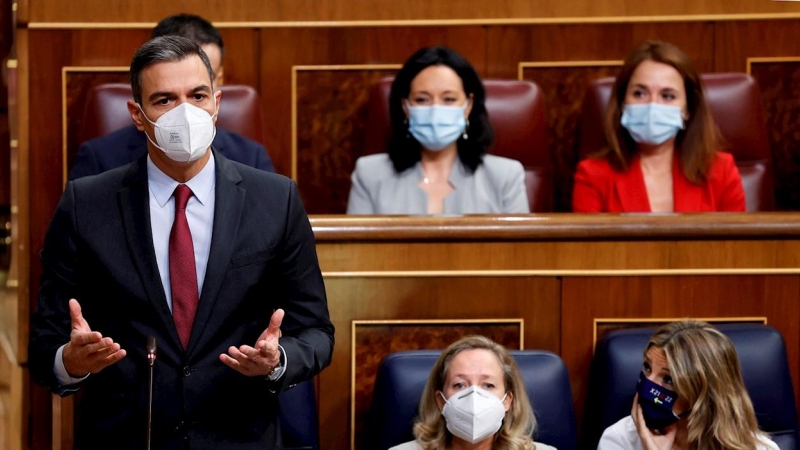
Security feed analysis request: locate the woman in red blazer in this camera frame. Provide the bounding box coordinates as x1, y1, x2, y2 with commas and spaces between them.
573, 40, 746, 213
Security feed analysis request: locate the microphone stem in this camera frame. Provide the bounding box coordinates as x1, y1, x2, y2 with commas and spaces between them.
147, 363, 154, 450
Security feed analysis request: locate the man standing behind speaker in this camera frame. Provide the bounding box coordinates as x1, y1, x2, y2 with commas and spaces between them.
69, 13, 276, 180
29, 35, 334, 449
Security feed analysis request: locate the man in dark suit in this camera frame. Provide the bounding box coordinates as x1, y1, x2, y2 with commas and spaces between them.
69, 13, 275, 181
29, 36, 333, 449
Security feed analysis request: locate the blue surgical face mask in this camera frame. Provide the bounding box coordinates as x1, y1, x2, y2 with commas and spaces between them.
637, 371, 681, 431
621, 103, 685, 146
406, 100, 469, 151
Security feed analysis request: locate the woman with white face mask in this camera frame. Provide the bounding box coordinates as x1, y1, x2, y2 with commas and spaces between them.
572, 40, 746, 213
389, 336, 556, 450
346, 46, 529, 215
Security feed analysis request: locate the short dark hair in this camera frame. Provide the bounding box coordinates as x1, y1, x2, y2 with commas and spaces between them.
129, 35, 214, 104
151, 13, 224, 59
388, 46, 494, 174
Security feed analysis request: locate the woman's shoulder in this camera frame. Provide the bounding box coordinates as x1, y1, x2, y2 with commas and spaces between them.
756, 433, 780, 450
481, 154, 524, 174
388, 440, 424, 450
533, 441, 559, 450
354, 153, 393, 171
597, 416, 642, 450
712, 150, 736, 165
707, 150, 740, 181
576, 156, 616, 174
353, 153, 402, 179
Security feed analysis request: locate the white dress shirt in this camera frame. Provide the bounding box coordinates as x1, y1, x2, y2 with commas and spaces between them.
147, 152, 216, 310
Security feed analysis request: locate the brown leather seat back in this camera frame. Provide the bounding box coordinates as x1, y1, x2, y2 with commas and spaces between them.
78, 83, 265, 144
362, 77, 554, 212
576, 73, 774, 211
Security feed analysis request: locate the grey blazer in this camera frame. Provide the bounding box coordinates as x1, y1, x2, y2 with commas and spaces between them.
346, 153, 530, 214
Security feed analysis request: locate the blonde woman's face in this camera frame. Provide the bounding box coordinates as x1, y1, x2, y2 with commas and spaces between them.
436, 348, 513, 412
644, 347, 690, 415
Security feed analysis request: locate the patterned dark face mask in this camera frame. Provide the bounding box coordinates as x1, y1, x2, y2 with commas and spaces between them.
637, 371, 681, 430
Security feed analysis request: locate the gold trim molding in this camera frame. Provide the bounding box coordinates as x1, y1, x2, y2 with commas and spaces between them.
592, 316, 768, 351
322, 268, 800, 278
290, 64, 402, 180
6, 59, 17, 69
26, 13, 800, 29
61, 66, 129, 185
518, 60, 623, 80
746, 56, 800, 74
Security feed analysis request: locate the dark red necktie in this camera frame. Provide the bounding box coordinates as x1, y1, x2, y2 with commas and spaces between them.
170, 184, 199, 349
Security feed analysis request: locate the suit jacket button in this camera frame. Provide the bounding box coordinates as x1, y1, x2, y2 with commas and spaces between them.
183, 366, 191, 377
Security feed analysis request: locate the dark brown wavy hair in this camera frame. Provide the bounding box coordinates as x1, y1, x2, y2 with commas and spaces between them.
602, 40, 720, 183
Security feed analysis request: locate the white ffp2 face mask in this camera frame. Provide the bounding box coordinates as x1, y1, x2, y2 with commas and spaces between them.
439, 385, 508, 444
138, 101, 218, 163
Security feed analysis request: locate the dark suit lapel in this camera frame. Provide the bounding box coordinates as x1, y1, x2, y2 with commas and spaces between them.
187, 152, 244, 354
615, 156, 652, 212
117, 157, 183, 349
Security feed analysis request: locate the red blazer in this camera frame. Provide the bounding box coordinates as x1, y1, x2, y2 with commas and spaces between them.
572, 152, 746, 212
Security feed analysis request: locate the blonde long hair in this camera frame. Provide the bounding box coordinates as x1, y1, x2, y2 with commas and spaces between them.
413, 336, 536, 450
647, 321, 767, 450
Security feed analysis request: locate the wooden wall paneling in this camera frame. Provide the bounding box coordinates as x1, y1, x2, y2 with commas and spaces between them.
0, 0, 10, 207
316, 240, 800, 273
294, 65, 399, 214
713, 21, 800, 210
6, 22, 30, 450
62, 68, 129, 181
27, 22, 59, 435
485, 23, 716, 79
520, 62, 622, 212
1, 34, 13, 399
0, 339, 8, 449
23, 0, 800, 24
319, 276, 560, 450
561, 275, 800, 434
747, 59, 800, 211
258, 26, 487, 180
214, 28, 260, 88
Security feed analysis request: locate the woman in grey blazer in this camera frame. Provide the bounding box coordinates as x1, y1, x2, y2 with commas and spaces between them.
346, 46, 529, 215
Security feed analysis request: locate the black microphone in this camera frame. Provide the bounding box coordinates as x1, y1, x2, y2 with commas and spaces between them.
146, 336, 157, 450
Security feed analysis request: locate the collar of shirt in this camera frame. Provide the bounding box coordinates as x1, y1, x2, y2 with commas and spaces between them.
147, 151, 216, 207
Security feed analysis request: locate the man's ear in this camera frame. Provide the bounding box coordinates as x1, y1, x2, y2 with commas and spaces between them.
128, 100, 146, 131
213, 90, 222, 122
